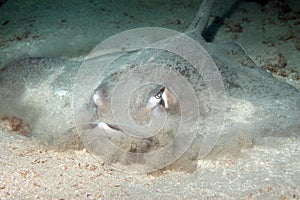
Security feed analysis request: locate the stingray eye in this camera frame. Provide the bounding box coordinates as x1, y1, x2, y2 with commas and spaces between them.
155, 87, 165, 99
155, 93, 161, 99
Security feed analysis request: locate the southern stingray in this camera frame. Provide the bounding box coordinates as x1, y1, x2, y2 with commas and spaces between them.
0, 0, 299, 173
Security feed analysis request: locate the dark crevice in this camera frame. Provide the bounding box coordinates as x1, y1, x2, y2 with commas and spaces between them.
202, 0, 243, 42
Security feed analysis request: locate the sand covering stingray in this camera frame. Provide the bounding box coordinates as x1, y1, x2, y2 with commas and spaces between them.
0, 0, 299, 172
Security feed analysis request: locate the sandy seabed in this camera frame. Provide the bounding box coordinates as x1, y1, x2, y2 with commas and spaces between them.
0, 131, 299, 199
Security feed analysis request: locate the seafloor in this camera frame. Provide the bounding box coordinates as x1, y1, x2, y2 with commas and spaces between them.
0, 0, 300, 199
